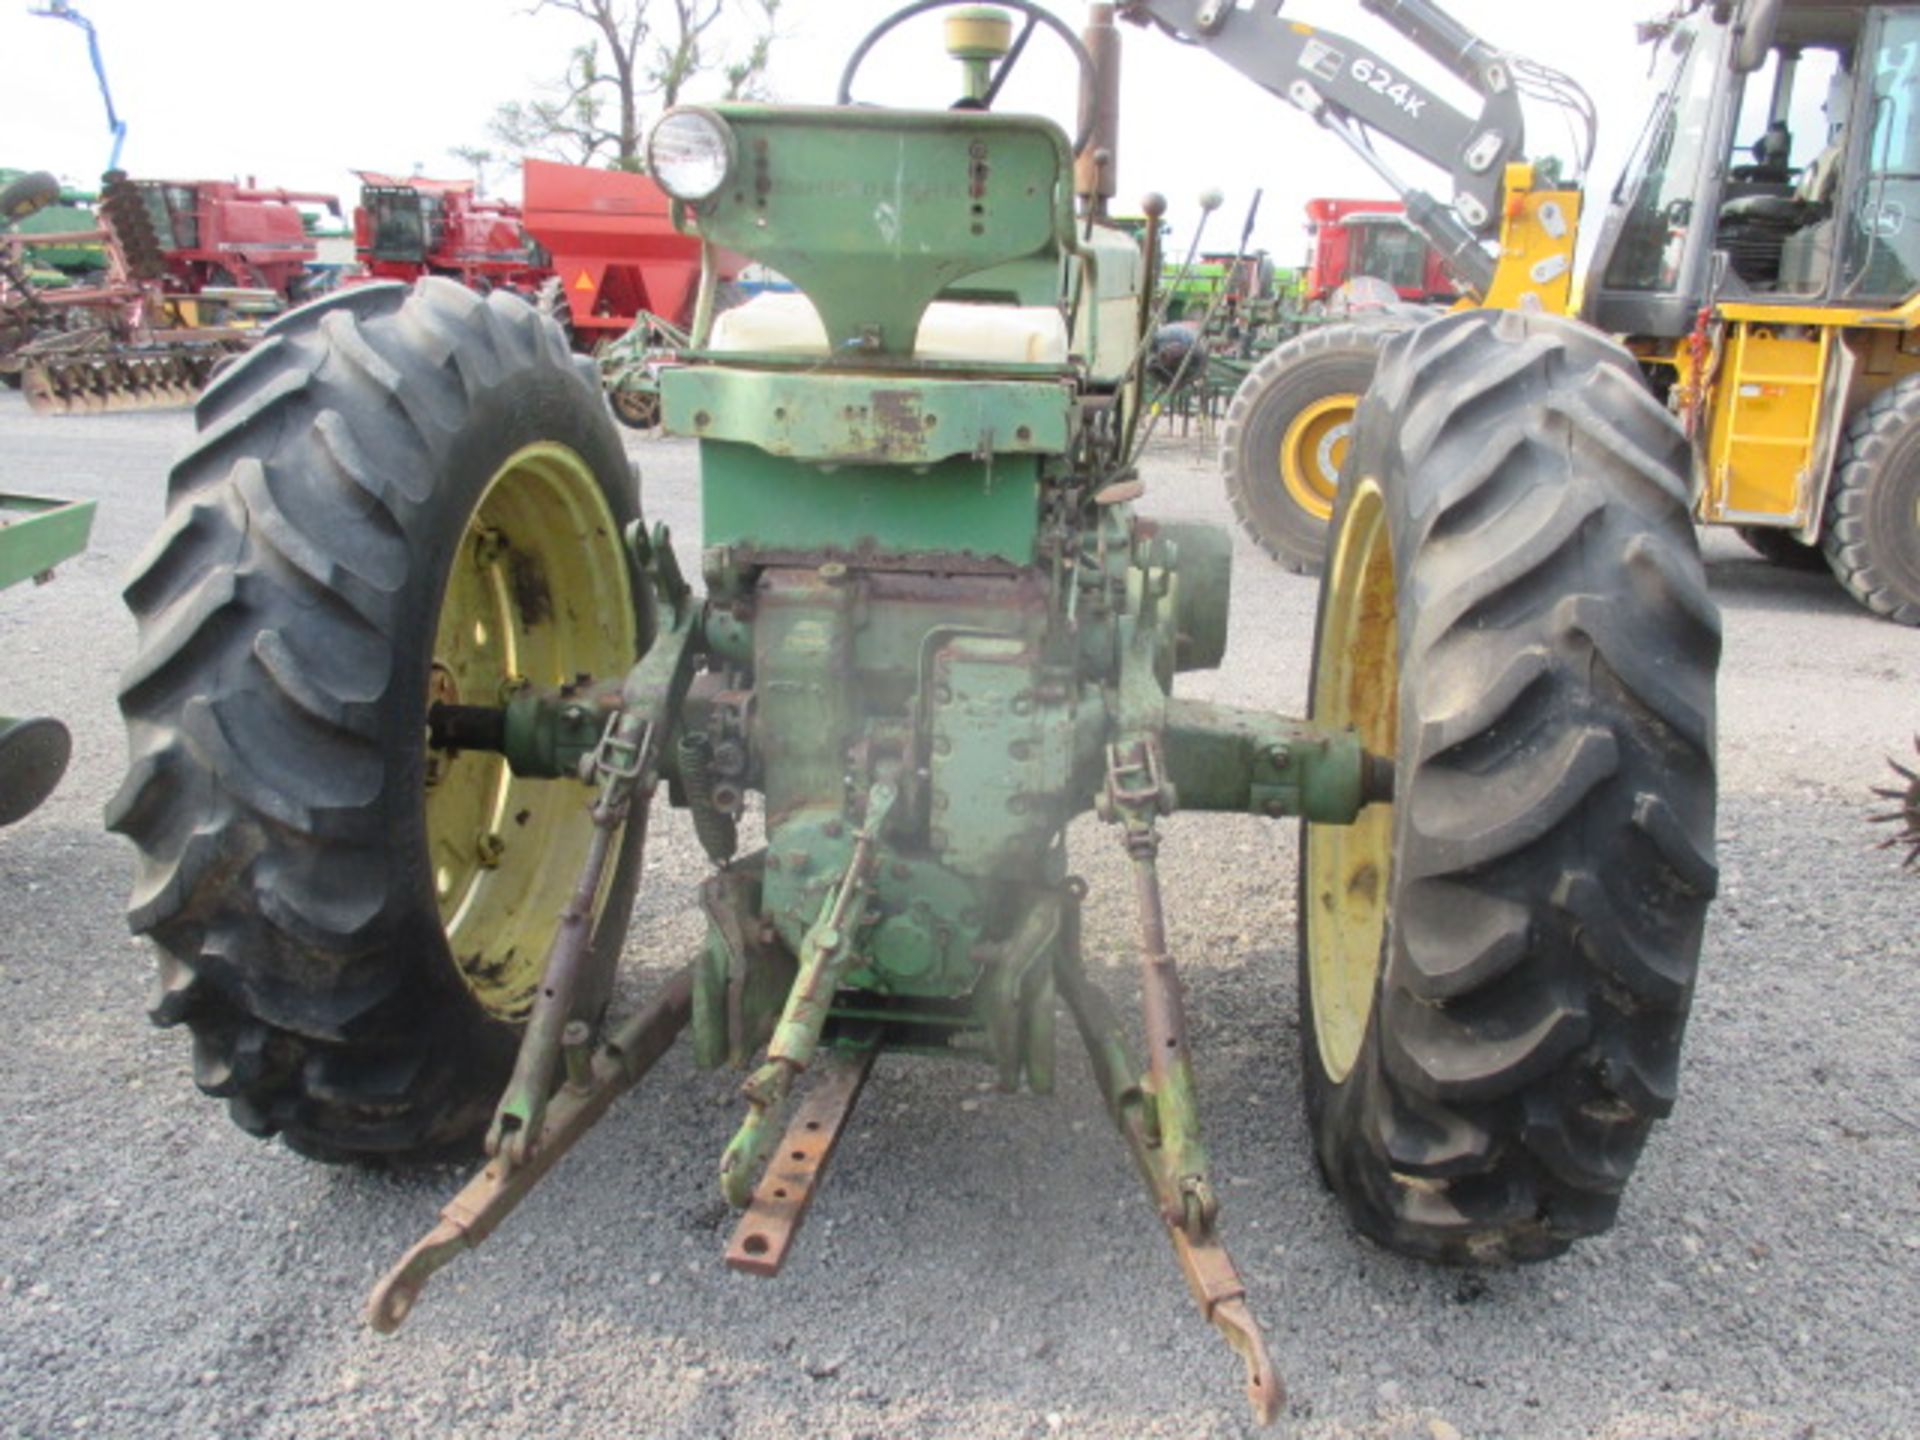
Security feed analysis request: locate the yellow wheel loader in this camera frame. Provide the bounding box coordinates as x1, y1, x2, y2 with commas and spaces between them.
1135, 0, 1920, 622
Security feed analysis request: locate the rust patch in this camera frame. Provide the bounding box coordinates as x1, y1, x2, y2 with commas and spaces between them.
725, 1049, 875, 1277
871, 389, 927, 461
505, 546, 552, 627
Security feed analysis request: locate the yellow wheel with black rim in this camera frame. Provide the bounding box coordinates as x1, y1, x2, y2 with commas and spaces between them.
1299, 309, 1720, 1265
1221, 318, 1416, 575
111, 278, 652, 1161
1279, 394, 1357, 527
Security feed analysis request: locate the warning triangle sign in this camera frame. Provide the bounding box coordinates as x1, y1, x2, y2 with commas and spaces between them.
572, 270, 595, 291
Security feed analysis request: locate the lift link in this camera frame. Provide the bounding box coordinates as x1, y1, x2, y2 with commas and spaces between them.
485, 564, 701, 1170
484, 709, 656, 1168
365, 966, 696, 1333
370, 542, 707, 1325
719, 781, 898, 1207
1088, 738, 1285, 1425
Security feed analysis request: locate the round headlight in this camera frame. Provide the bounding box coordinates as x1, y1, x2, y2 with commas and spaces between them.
648, 108, 735, 203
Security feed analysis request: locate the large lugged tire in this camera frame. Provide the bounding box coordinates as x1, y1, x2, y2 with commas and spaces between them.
108, 278, 651, 1161
1822, 375, 1920, 625
1301, 309, 1720, 1263
1220, 318, 1416, 574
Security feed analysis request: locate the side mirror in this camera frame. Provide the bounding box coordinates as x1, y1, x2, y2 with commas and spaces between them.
1734, 0, 1781, 73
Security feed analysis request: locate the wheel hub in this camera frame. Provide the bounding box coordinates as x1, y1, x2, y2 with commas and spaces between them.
425, 442, 637, 1020
1279, 394, 1357, 522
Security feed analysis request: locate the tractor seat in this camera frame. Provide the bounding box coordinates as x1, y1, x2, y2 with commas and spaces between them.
709, 290, 1070, 366
1720, 193, 1810, 225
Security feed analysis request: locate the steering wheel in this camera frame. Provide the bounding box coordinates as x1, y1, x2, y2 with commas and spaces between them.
836, 0, 1101, 158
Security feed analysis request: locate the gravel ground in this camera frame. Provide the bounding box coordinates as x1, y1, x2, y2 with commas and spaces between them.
2, 390, 1917, 1440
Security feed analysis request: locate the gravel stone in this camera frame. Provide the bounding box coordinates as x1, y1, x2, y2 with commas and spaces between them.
1, 398, 1916, 1438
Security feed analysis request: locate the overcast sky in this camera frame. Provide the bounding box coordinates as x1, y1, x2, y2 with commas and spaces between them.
0, 0, 1667, 263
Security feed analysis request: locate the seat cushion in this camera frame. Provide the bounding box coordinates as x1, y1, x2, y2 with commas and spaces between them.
709, 290, 1069, 365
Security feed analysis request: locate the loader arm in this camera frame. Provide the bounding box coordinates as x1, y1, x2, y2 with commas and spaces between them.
1120, 0, 1585, 300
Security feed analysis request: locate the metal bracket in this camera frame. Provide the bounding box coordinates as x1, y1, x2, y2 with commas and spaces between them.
725, 1046, 876, 1276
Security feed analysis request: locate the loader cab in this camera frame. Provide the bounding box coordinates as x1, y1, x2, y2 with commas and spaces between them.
1585, 2, 1920, 336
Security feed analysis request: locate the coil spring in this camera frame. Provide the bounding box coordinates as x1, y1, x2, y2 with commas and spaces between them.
677, 730, 738, 864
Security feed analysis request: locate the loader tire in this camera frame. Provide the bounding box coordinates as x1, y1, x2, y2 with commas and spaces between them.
1220, 318, 1415, 575
1301, 309, 1719, 1264
1737, 525, 1828, 571
108, 278, 652, 1162
1822, 375, 1920, 625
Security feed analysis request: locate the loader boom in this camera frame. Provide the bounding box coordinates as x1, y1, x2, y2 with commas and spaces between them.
1121, 0, 1595, 300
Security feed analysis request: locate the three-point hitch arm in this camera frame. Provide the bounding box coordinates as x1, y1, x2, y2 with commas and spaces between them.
1118, 0, 1595, 301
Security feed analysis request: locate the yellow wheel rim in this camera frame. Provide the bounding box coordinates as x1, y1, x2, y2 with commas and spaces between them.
1304, 478, 1396, 1083
1279, 393, 1359, 521
424, 442, 637, 1021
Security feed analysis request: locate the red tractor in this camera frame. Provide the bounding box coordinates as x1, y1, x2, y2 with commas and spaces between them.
134, 179, 340, 302
1301, 197, 1455, 309
352, 173, 550, 294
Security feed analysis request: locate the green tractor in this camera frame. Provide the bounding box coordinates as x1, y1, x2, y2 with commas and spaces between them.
0, 168, 104, 279
108, 2, 1720, 1419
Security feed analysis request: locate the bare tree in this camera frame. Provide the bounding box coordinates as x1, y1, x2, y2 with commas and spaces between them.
486, 0, 781, 172
448, 144, 502, 196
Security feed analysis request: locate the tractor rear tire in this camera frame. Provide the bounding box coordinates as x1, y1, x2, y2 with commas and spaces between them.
1823, 375, 1920, 625
1220, 318, 1417, 575
1737, 525, 1828, 571
1301, 309, 1719, 1264
108, 278, 651, 1162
